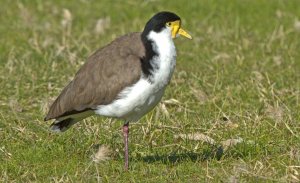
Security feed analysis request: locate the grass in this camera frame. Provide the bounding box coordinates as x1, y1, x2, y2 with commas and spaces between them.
0, 0, 300, 182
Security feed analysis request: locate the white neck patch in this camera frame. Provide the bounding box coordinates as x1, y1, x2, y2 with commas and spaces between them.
147, 28, 177, 85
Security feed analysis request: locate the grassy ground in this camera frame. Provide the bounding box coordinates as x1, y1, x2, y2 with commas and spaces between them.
1, 0, 300, 182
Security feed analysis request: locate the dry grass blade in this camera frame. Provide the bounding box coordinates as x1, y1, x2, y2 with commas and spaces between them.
61, 9, 72, 28
94, 17, 111, 34
227, 176, 239, 183
221, 138, 243, 151
159, 103, 170, 118
294, 19, 300, 32
9, 98, 23, 113
174, 133, 216, 145
212, 52, 230, 62
190, 87, 208, 104
163, 98, 181, 105
93, 145, 111, 163
0, 146, 12, 159
224, 121, 239, 129
264, 104, 284, 123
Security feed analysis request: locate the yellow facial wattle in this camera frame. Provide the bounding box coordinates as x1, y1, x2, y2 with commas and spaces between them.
167, 20, 192, 39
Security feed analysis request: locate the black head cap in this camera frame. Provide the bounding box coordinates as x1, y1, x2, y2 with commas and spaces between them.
142, 11, 181, 37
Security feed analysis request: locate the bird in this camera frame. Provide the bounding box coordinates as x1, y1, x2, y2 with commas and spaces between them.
44, 11, 192, 170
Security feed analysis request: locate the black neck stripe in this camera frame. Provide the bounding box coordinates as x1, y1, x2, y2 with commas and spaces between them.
140, 11, 180, 78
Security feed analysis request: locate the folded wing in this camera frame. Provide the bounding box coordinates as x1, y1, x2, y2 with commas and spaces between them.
45, 33, 145, 121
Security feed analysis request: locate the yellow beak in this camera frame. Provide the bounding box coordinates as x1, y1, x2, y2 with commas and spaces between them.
170, 20, 192, 39
178, 28, 192, 39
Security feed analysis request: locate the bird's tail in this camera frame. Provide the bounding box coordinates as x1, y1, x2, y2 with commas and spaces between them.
50, 118, 76, 132
49, 110, 94, 132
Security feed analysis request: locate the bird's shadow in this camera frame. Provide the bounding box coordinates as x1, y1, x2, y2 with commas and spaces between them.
135, 146, 224, 164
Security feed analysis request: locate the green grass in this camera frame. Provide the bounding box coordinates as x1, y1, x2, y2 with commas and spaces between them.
1, 0, 300, 182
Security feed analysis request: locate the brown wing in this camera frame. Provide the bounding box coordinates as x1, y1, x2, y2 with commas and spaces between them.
45, 33, 145, 120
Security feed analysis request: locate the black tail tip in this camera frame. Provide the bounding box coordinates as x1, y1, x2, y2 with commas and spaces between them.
50, 118, 73, 132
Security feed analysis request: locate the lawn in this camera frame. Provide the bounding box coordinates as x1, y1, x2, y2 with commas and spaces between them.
0, 0, 300, 182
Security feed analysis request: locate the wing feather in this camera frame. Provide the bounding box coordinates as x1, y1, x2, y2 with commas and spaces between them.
45, 33, 145, 120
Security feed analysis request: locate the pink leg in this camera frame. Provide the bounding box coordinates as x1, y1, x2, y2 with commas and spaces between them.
123, 123, 129, 170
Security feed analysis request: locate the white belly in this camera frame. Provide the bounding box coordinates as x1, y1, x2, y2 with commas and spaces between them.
95, 78, 166, 122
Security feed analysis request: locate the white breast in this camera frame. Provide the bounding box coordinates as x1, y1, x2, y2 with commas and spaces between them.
96, 28, 176, 122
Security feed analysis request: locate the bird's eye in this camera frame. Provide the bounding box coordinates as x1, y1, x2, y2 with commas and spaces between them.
166, 22, 172, 26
